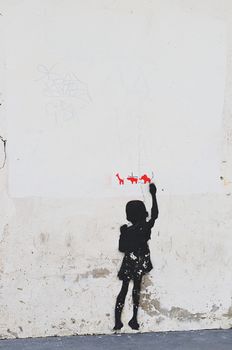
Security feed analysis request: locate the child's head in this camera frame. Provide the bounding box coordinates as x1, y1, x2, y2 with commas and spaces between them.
126, 200, 148, 224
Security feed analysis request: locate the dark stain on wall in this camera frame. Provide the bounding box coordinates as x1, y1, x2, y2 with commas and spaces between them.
7, 329, 18, 338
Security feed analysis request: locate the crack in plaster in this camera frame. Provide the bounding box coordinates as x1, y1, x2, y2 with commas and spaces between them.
0, 135, 6, 170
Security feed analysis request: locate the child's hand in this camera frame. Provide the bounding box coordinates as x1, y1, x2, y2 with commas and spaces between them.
149, 183, 157, 195
120, 224, 127, 234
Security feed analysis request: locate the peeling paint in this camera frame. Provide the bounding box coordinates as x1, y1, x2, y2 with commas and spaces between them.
140, 293, 160, 317
142, 275, 154, 288
223, 306, 232, 318
75, 268, 110, 282
169, 307, 206, 321
140, 296, 206, 321
91, 268, 111, 278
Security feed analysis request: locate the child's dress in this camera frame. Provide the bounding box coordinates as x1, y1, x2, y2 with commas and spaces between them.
117, 221, 153, 281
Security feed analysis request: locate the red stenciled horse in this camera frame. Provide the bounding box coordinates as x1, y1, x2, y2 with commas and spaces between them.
127, 176, 138, 184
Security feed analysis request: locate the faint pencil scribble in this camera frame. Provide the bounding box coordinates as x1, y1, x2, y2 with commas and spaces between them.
37, 64, 92, 124
46, 100, 76, 123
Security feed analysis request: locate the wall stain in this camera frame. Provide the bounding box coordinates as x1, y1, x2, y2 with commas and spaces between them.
75, 268, 110, 282
140, 292, 159, 316
65, 234, 72, 248
156, 316, 165, 324
142, 275, 154, 288
112, 258, 120, 265
7, 329, 18, 338
223, 178, 232, 186
140, 294, 206, 321
33, 233, 49, 248
91, 268, 110, 278
211, 304, 220, 313
223, 306, 232, 318
59, 321, 66, 328
169, 307, 206, 321
0, 224, 10, 244
39, 233, 49, 244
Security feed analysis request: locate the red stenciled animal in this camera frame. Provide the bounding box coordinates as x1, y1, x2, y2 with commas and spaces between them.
116, 173, 124, 185
140, 174, 151, 184
127, 176, 138, 184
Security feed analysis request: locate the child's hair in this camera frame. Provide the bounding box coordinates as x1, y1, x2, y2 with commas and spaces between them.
126, 200, 148, 223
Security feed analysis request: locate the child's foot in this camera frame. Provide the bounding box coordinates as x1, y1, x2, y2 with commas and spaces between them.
113, 321, 123, 331
128, 318, 139, 330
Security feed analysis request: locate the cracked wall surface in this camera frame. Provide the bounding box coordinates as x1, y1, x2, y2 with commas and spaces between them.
1, 0, 232, 340
0, 135, 7, 170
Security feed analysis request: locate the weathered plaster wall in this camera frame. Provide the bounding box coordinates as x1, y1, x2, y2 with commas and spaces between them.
1, 0, 232, 339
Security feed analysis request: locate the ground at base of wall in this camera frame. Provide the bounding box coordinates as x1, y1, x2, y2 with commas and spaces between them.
0, 329, 232, 350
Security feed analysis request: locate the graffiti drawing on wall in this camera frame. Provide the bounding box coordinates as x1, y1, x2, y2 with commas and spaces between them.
113, 183, 159, 331
115, 173, 153, 185
116, 173, 125, 185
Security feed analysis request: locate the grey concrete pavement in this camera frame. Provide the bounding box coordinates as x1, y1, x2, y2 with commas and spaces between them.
0, 329, 232, 350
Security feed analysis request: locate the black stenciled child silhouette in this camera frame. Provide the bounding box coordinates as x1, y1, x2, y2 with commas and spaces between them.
114, 183, 158, 331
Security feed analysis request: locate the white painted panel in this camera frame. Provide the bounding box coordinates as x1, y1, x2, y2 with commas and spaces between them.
5, 2, 226, 197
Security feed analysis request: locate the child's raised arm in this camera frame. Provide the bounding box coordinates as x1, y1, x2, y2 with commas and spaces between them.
147, 183, 159, 228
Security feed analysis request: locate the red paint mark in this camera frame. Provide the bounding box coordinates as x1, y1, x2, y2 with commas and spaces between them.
140, 174, 151, 184
127, 176, 138, 184
116, 172, 154, 185
116, 173, 124, 185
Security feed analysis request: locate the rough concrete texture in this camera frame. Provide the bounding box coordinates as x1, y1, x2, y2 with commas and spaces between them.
1, 0, 232, 340
1, 330, 232, 350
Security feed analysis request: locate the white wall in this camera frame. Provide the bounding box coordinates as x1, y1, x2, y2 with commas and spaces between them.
1, 0, 232, 338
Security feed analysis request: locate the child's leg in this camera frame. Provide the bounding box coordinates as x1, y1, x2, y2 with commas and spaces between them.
128, 275, 142, 330
114, 280, 129, 330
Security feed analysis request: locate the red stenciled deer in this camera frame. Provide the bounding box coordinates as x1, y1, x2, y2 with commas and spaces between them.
116, 173, 124, 185
140, 174, 151, 184
127, 175, 138, 184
